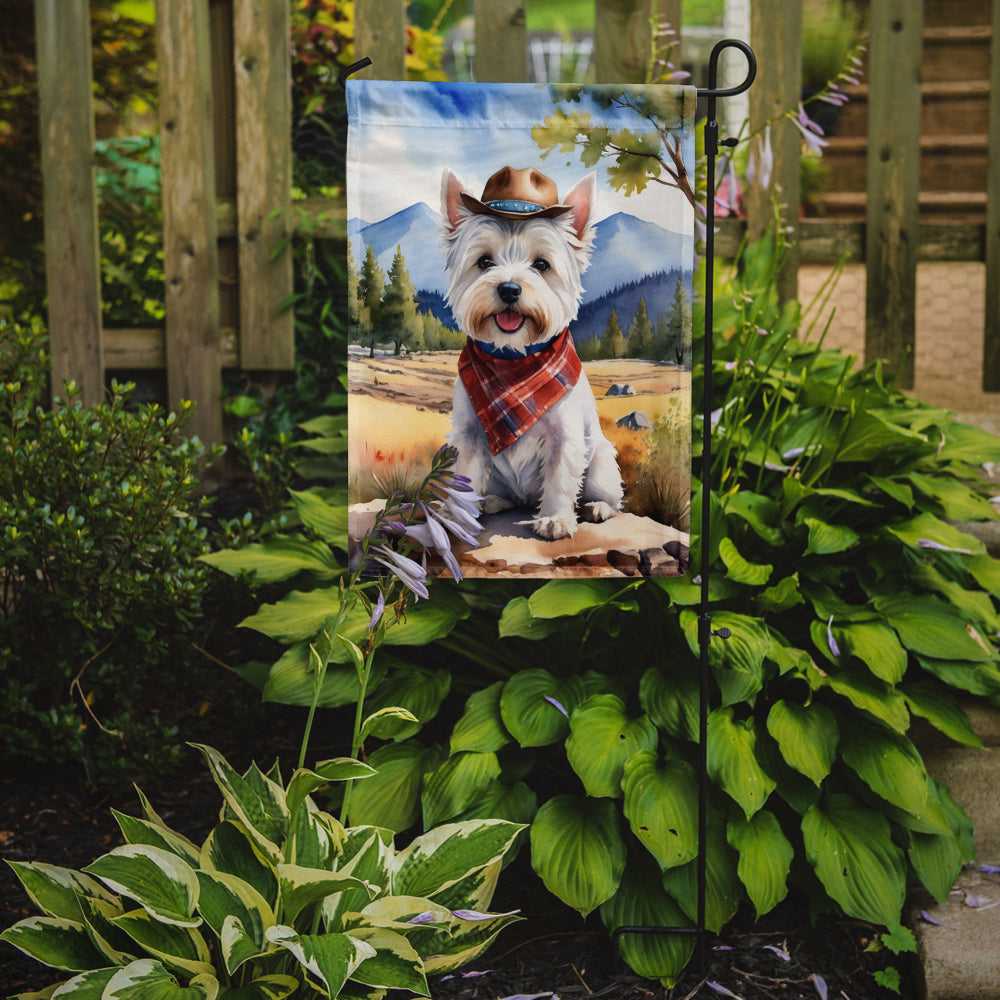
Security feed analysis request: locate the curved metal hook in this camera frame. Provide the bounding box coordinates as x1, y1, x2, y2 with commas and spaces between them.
338, 57, 373, 90
697, 39, 756, 99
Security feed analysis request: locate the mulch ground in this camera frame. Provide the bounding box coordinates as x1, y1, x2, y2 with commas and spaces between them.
1, 742, 913, 1000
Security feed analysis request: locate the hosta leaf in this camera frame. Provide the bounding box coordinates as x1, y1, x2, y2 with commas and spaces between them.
200, 822, 278, 910
599, 852, 694, 987
834, 409, 927, 463
393, 820, 524, 900
808, 661, 910, 732
765, 701, 838, 786
727, 811, 793, 917
450, 682, 511, 754
901, 680, 982, 748
200, 536, 339, 584
103, 959, 218, 1000
755, 573, 805, 614
285, 759, 376, 822
0, 916, 107, 971
886, 511, 986, 556
362, 667, 451, 740
498, 596, 564, 639
802, 794, 906, 926
83, 846, 200, 928
875, 594, 995, 662
621, 751, 699, 870
46, 967, 118, 998
421, 751, 502, 828
661, 811, 741, 933
967, 553, 1000, 597
5, 862, 118, 923
453, 779, 538, 827
724, 490, 784, 546
916, 655, 1000, 697
803, 517, 859, 556
346, 926, 429, 994
195, 871, 273, 973
265, 926, 375, 997
276, 865, 374, 925
347, 740, 442, 832
718, 537, 773, 585
526, 579, 620, 618
216, 975, 299, 1000
112, 812, 201, 868
566, 695, 658, 798
288, 488, 348, 544
530, 795, 626, 917
322, 829, 393, 930
639, 664, 699, 742
838, 719, 928, 816
499, 670, 585, 747
905, 472, 998, 521
260, 644, 384, 709
360, 706, 421, 742
423, 907, 522, 974
834, 621, 907, 683
76, 895, 135, 966
111, 909, 214, 978
707, 708, 776, 818
909, 830, 965, 906
681, 610, 770, 706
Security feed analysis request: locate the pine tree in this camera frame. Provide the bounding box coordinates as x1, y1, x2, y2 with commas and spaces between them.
626, 298, 652, 358
600, 308, 625, 359
357, 243, 385, 357
660, 277, 692, 365
382, 245, 421, 355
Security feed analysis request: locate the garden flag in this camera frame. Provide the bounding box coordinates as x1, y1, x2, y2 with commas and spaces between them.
346, 80, 695, 580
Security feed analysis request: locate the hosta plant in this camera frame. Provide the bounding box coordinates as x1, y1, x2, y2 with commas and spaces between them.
1, 744, 523, 999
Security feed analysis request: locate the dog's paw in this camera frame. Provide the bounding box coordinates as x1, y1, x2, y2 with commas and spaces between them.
580, 501, 619, 524
481, 494, 514, 515
533, 514, 577, 540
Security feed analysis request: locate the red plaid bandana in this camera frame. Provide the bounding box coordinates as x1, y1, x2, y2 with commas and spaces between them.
457, 329, 583, 456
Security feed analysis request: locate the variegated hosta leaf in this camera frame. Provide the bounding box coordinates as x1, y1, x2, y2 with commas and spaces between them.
77, 894, 136, 966
110, 908, 214, 978
4, 861, 118, 922
345, 926, 429, 995
706, 707, 776, 819
323, 829, 393, 931
765, 700, 838, 786
102, 958, 218, 999
190, 745, 287, 863
195, 871, 274, 974
565, 695, 658, 799
621, 751, 699, 871
200, 822, 278, 910
421, 907, 522, 975
0, 916, 107, 972
421, 751, 502, 829
83, 846, 200, 928
276, 864, 375, 925
499, 670, 585, 747
46, 966, 118, 997
599, 853, 694, 987
288, 802, 344, 870
265, 926, 376, 998
450, 681, 511, 754
391, 820, 524, 901
214, 974, 299, 1000
727, 810, 793, 918
285, 760, 375, 824
424, 859, 501, 916
529, 795, 626, 917
112, 810, 201, 868
802, 793, 906, 926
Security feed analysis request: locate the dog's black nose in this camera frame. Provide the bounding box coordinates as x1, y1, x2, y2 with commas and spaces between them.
497, 281, 521, 305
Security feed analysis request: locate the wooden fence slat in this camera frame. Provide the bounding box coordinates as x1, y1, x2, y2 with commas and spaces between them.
473, 0, 527, 82
594, 0, 651, 84
747, 0, 802, 305
34, 0, 103, 405
233, 0, 294, 369
354, 0, 406, 80
864, 0, 923, 390
983, 0, 1000, 390
157, 0, 223, 445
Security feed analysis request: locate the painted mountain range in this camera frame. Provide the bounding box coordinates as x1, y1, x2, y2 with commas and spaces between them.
349, 202, 694, 340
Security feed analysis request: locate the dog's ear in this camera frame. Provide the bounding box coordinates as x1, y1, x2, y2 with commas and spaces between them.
563, 173, 597, 241
441, 168, 469, 232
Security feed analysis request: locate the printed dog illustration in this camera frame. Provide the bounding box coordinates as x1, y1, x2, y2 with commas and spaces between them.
441, 165, 623, 540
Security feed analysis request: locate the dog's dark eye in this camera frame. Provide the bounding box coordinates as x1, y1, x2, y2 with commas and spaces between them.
532, 258, 551, 273
476, 255, 496, 271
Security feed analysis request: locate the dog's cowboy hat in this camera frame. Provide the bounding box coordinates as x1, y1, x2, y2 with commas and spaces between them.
461, 166, 572, 221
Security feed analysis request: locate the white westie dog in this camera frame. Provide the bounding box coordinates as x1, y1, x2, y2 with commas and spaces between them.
441, 165, 623, 541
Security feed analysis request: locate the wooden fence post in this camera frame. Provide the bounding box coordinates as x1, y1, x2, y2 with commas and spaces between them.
746, 0, 801, 305
34, 0, 104, 405
983, 0, 1000, 391
354, 0, 406, 80
864, 0, 923, 389
594, 0, 652, 83
233, 0, 294, 369
157, 0, 223, 445
474, 0, 527, 82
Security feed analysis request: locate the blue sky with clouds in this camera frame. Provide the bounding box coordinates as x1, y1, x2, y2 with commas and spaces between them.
346, 80, 696, 233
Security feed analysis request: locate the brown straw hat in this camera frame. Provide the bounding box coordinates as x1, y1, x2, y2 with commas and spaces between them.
460, 166, 572, 220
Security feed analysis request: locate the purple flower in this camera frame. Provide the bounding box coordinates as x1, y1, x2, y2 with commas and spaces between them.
917, 539, 973, 555
451, 908, 520, 921
812, 974, 828, 1000
747, 125, 774, 190
706, 983, 742, 999
370, 544, 429, 600
367, 590, 385, 631
544, 695, 569, 718
407, 911, 438, 925
764, 944, 790, 961
827, 616, 841, 658
791, 104, 828, 156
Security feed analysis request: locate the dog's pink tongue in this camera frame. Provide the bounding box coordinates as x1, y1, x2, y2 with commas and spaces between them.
495, 310, 524, 333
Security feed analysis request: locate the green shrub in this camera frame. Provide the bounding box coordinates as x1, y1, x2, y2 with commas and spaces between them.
1, 743, 524, 998
0, 317, 220, 783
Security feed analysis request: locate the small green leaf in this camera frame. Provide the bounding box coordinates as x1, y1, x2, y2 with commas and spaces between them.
707, 708, 776, 818
200, 536, 340, 584
499, 670, 584, 747
839, 718, 929, 817
719, 537, 773, 585
639, 665, 699, 742
765, 701, 838, 786
527, 579, 620, 618
346, 740, 441, 832
450, 682, 511, 754
875, 594, 995, 662
421, 751, 502, 828
727, 811, 793, 917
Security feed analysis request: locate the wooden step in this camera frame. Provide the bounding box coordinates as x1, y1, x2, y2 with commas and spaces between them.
922, 25, 993, 83
921, 0, 992, 28
813, 190, 987, 222
832, 80, 991, 137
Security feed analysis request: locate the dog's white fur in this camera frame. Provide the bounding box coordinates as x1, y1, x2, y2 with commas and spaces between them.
441, 168, 623, 541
